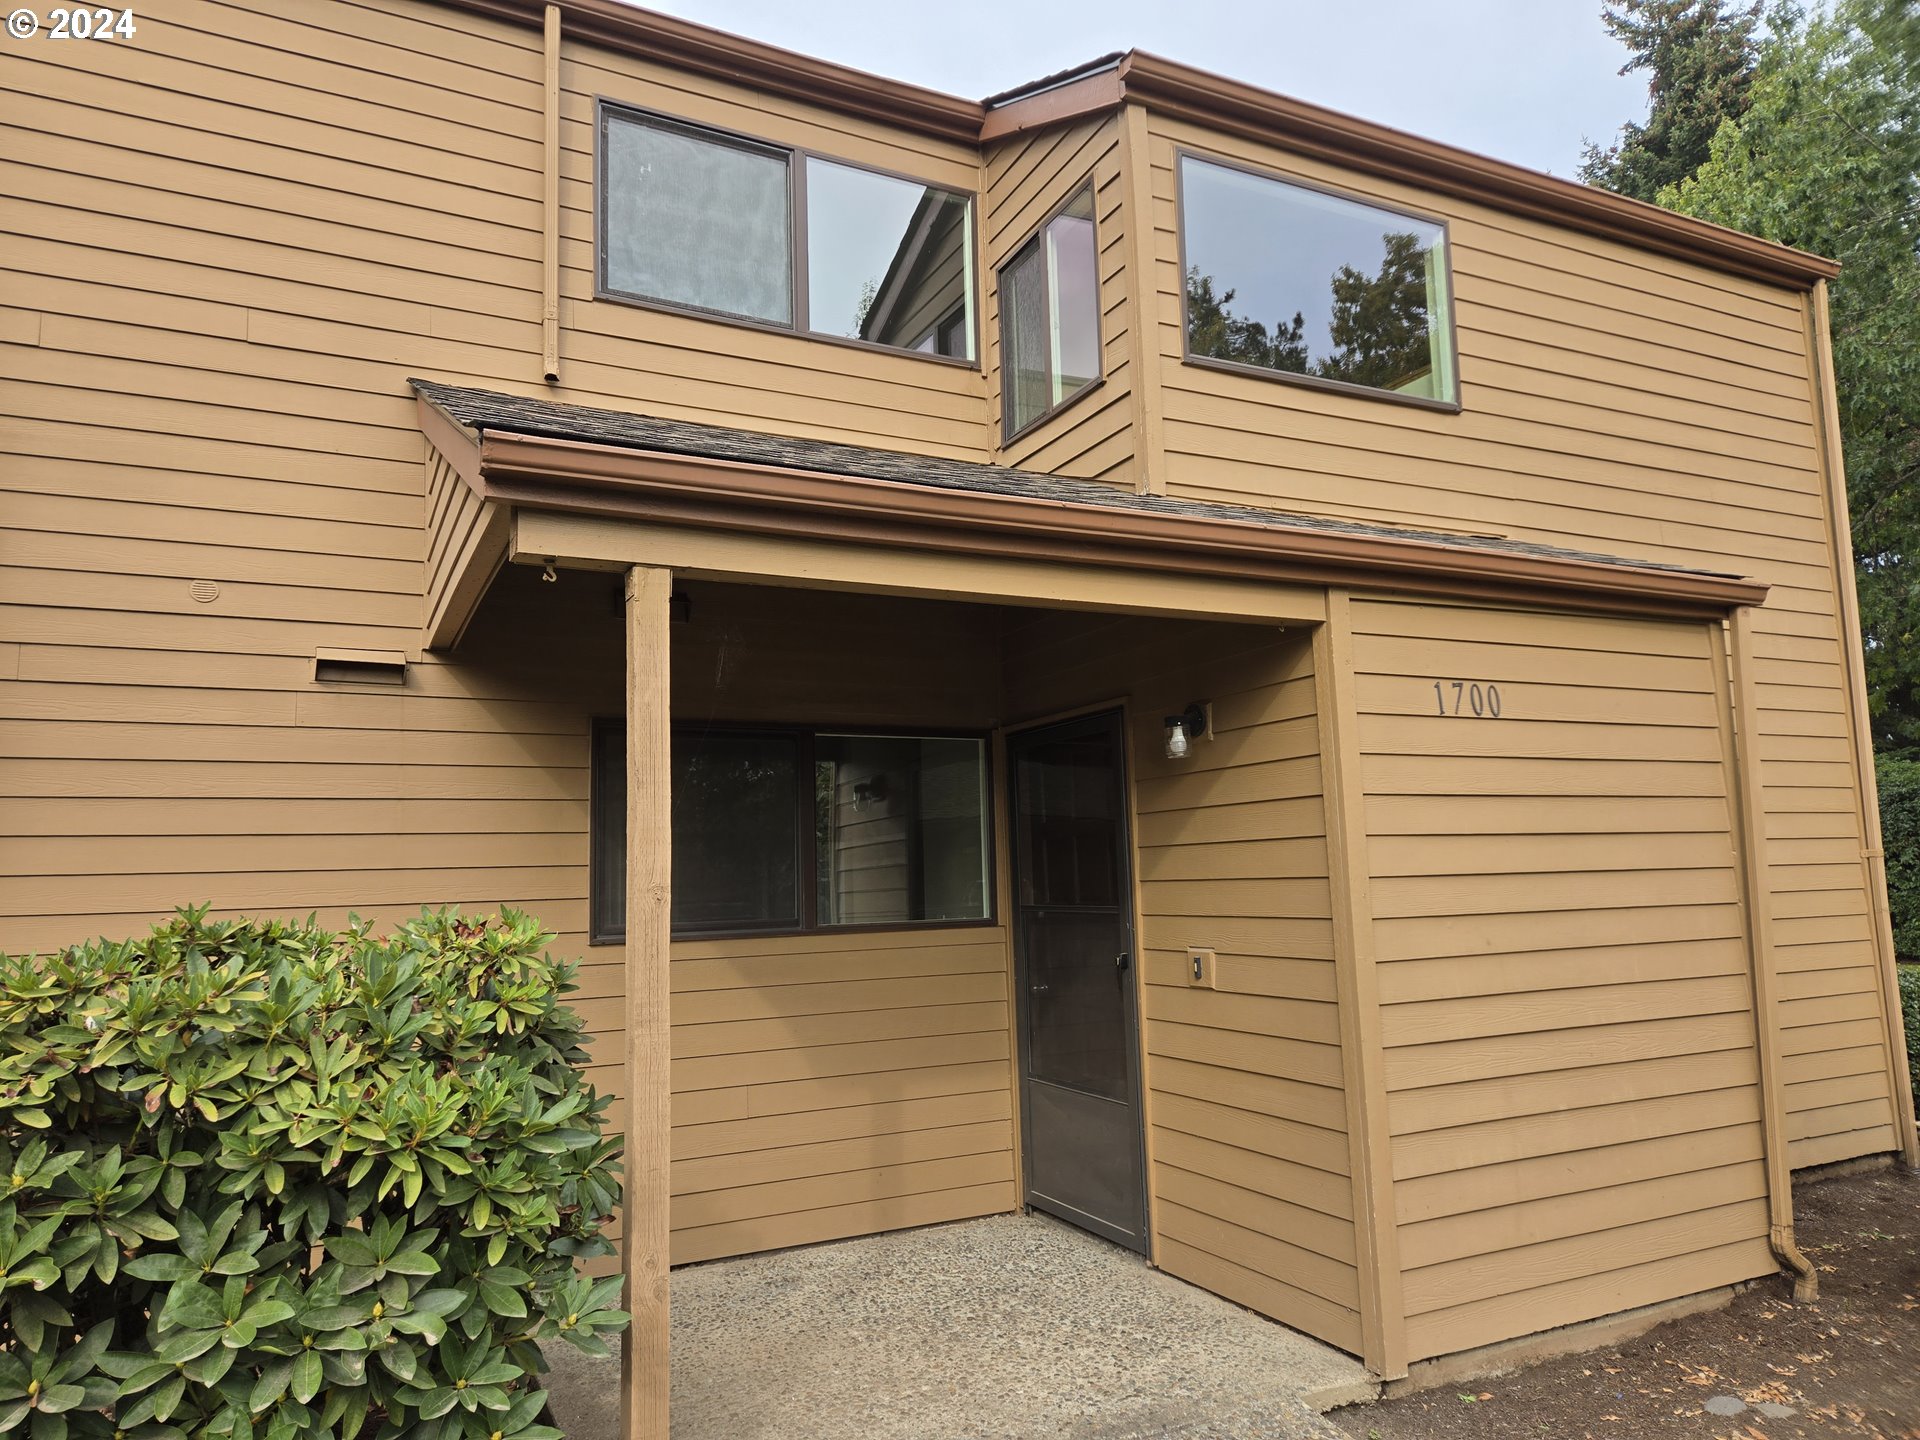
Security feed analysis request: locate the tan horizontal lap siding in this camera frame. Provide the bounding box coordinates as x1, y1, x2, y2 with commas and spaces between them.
558, 21, 990, 456
1004, 616, 1360, 1354
984, 114, 1136, 483
1351, 598, 1777, 1362
1137, 111, 1897, 1166
662, 927, 1016, 1264
0, 0, 998, 966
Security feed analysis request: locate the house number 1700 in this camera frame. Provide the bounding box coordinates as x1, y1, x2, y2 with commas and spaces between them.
1434, 680, 1503, 717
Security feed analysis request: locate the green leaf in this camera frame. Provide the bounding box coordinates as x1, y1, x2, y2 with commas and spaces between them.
125, 1254, 199, 1282
163, 1283, 227, 1330
305, 1303, 372, 1332
326, 1232, 379, 1267
154, 1329, 221, 1365
475, 1276, 526, 1319
33, 1383, 85, 1415
290, 1350, 324, 1406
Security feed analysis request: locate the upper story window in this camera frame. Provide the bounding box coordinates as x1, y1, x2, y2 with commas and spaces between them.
1000, 184, 1102, 438
1178, 154, 1457, 407
599, 104, 977, 363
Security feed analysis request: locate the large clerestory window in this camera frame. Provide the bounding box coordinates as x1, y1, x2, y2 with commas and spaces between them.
598, 104, 978, 362
1177, 153, 1457, 407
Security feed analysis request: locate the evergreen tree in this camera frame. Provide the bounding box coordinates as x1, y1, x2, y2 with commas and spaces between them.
1316, 232, 1435, 392
1184, 268, 1310, 373
1662, 0, 1920, 749
1580, 0, 1763, 200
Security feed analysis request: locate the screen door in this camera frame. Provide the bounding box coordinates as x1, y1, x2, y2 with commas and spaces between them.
1007, 709, 1148, 1250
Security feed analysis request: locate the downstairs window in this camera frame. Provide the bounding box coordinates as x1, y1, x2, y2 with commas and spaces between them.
591, 723, 992, 942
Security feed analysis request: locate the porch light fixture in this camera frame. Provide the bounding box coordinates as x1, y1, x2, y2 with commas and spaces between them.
1163, 703, 1209, 760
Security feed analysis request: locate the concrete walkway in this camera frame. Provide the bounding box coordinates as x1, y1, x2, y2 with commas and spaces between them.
543, 1212, 1375, 1440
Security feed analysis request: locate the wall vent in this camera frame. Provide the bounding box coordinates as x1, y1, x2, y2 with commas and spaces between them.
313, 647, 408, 686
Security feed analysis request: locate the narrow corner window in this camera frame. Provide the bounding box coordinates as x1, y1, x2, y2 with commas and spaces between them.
1000, 184, 1101, 438
1178, 154, 1457, 405
806, 157, 976, 360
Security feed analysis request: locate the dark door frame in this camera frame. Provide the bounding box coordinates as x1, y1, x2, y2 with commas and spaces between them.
1004, 704, 1151, 1252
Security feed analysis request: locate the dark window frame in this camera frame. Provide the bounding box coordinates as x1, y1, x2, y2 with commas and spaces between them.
590, 718, 999, 945
1173, 147, 1463, 414
997, 179, 1106, 444
595, 99, 983, 369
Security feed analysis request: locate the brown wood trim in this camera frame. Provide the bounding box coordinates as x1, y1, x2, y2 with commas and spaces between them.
981, 68, 1124, 143
1315, 590, 1409, 1379
477, 430, 1769, 617
1718, 611, 1819, 1299
434, 0, 985, 142
416, 393, 486, 494
1118, 103, 1168, 495
1806, 281, 1920, 1164
1120, 52, 1836, 289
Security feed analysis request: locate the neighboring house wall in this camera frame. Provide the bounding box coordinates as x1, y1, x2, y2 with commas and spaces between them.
984, 113, 1136, 483
1137, 111, 1901, 1169
1004, 616, 1360, 1353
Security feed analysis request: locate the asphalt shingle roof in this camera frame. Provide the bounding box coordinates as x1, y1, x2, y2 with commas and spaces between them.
409, 378, 1740, 583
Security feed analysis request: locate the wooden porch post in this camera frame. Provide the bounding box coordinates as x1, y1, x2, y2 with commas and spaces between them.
623, 565, 672, 1440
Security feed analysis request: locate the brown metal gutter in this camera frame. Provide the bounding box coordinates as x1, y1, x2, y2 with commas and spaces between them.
431, 0, 985, 142
540, 4, 562, 383
470, 429, 1767, 618
424, 2, 1835, 291
1115, 53, 1837, 290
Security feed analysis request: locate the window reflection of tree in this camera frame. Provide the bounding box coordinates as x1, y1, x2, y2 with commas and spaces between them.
672, 741, 797, 927
1185, 229, 1435, 393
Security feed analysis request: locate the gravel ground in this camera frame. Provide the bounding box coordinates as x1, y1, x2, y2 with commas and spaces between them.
1332, 1163, 1920, 1440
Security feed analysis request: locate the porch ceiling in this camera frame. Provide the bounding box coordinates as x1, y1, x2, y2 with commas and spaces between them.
412, 378, 1767, 649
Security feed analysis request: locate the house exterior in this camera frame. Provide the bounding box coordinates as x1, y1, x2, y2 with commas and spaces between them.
2, 0, 1914, 1432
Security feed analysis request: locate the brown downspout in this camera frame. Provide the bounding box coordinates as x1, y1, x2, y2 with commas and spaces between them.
1807, 281, 1920, 1165
1723, 609, 1818, 1301
541, 4, 562, 383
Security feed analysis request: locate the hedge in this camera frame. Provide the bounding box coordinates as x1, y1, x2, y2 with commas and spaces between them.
0, 907, 627, 1440
1879, 755, 1920, 961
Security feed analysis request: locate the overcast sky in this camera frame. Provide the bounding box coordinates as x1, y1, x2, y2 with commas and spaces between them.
638, 0, 1649, 179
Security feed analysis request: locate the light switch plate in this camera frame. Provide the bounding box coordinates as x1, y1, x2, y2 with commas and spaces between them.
1186, 946, 1215, 989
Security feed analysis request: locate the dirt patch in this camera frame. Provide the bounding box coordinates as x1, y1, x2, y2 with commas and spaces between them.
1332, 1165, 1920, 1440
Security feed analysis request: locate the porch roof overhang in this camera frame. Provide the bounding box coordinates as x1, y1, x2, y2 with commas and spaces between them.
411, 378, 1768, 648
